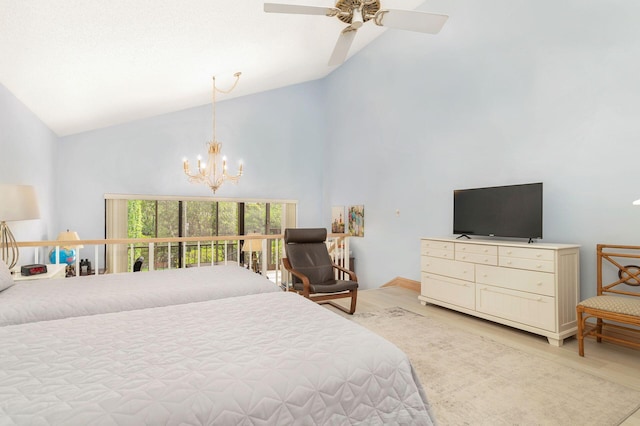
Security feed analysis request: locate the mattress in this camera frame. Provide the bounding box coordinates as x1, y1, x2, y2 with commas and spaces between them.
0, 265, 280, 326
0, 292, 435, 425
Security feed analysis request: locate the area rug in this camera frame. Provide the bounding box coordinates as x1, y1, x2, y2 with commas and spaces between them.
352, 307, 640, 426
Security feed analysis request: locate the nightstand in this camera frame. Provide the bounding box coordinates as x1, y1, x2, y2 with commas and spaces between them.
12, 264, 67, 282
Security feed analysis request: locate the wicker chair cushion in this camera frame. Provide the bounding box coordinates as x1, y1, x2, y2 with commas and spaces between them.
578, 295, 640, 316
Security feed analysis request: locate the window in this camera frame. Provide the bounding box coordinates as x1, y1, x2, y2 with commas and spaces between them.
106, 195, 296, 272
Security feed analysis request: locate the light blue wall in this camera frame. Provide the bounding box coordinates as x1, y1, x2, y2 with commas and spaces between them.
324, 0, 640, 296
5, 0, 640, 299
56, 81, 327, 241
0, 83, 58, 260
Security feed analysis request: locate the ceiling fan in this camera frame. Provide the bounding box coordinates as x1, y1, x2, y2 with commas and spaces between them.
264, 0, 449, 66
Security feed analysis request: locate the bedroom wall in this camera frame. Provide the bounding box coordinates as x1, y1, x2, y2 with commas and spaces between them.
0, 83, 58, 259
55, 80, 327, 242
323, 0, 640, 298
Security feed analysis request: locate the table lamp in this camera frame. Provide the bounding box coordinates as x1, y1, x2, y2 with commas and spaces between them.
0, 184, 40, 269
242, 233, 263, 272
49, 230, 83, 265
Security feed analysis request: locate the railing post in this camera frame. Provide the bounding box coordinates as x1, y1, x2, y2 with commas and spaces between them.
149, 243, 155, 271
94, 246, 99, 275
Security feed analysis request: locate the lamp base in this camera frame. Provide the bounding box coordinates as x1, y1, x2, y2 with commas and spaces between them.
0, 221, 19, 270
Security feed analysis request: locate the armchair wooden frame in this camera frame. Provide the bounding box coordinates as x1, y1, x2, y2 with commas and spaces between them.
282, 257, 358, 315
577, 244, 640, 356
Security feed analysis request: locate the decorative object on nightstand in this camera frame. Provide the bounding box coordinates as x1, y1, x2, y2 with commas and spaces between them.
12, 263, 66, 282
242, 233, 263, 273
0, 184, 40, 269
48, 230, 83, 277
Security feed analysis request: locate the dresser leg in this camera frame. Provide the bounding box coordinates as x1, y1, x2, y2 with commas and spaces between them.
547, 337, 563, 347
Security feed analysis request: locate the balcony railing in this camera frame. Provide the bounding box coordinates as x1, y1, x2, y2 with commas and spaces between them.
14, 233, 352, 288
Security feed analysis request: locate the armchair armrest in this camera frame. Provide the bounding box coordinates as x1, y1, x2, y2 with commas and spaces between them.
282, 258, 312, 296
331, 263, 357, 282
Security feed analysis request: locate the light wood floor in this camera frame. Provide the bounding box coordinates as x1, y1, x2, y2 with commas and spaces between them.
326, 286, 640, 425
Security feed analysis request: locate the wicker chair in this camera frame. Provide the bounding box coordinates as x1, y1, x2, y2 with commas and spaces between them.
577, 244, 640, 356
282, 228, 358, 314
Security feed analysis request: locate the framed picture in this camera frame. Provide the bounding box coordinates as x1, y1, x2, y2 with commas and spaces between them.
331, 206, 346, 233
348, 205, 364, 237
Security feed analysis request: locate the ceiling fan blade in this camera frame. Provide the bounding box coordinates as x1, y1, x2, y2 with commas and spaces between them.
375, 9, 449, 34
264, 3, 336, 16
328, 27, 358, 66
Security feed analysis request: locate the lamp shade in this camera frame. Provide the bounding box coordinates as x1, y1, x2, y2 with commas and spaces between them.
57, 230, 83, 249
242, 233, 263, 252
634, 199, 640, 206
0, 184, 40, 222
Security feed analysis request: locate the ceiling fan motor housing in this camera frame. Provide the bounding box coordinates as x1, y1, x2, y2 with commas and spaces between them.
335, 0, 380, 24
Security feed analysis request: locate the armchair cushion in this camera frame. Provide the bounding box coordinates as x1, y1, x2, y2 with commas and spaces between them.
293, 279, 358, 294
284, 228, 335, 285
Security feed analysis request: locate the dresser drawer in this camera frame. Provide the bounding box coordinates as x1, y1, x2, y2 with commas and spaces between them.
421, 239, 455, 254
498, 246, 554, 261
499, 256, 555, 273
422, 272, 475, 310
421, 256, 474, 281
422, 247, 455, 260
476, 284, 556, 332
455, 252, 498, 266
476, 264, 555, 296
456, 243, 498, 256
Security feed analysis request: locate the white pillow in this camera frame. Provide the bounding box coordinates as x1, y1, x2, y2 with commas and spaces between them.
0, 260, 15, 292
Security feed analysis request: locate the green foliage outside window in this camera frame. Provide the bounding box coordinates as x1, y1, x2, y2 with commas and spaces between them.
126, 199, 282, 271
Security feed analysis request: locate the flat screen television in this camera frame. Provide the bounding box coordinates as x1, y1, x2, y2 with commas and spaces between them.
453, 183, 543, 240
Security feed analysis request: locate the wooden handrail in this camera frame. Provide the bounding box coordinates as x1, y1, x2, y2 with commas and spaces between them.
9, 233, 351, 288
13, 233, 350, 248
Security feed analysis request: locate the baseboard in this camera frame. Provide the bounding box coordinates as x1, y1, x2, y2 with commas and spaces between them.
381, 277, 420, 293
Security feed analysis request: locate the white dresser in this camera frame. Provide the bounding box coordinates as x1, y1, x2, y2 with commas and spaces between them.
419, 238, 580, 346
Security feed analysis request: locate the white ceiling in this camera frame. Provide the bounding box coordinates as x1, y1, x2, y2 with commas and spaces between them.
0, 0, 427, 136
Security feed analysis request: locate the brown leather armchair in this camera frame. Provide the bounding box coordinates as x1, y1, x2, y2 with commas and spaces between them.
282, 228, 358, 314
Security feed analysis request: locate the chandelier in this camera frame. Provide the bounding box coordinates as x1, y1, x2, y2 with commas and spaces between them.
183, 72, 243, 193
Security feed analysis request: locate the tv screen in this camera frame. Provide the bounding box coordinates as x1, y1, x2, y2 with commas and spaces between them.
453, 183, 543, 239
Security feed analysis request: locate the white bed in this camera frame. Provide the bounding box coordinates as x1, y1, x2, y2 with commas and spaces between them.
0, 265, 280, 326
0, 291, 435, 425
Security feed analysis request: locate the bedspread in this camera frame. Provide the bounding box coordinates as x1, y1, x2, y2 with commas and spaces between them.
0, 292, 435, 425
0, 265, 279, 326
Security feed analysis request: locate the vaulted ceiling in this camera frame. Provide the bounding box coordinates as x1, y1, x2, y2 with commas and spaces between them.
0, 0, 426, 136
